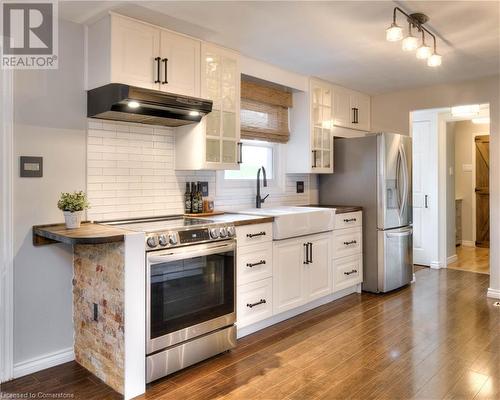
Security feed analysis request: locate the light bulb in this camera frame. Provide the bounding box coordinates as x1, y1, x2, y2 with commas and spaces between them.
189, 110, 200, 116
472, 117, 490, 124
128, 101, 140, 108
416, 44, 431, 59
386, 23, 403, 42
402, 35, 418, 51
427, 53, 442, 67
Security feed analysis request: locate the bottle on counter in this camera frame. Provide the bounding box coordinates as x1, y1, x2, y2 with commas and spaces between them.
184, 182, 191, 214
190, 182, 198, 214
196, 182, 204, 213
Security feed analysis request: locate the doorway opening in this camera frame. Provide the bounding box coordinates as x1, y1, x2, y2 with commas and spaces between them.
411, 104, 490, 275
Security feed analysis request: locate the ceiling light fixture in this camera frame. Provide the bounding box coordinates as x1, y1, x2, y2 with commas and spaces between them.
451, 104, 480, 118
472, 117, 490, 124
386, 7, 443, 67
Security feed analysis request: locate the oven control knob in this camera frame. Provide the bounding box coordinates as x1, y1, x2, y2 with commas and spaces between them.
227, 226, 236, 237
146, 236, 157, 248
169, 234, 178, 245
219, 227, 228, 238
158, 235, 168, 247
209, 228, 219, 239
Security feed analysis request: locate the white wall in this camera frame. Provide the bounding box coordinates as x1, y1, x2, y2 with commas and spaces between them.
446, 122, 456, 258
371, 75, 500, 296
86, 120, 316, 221
13, 20, 86, 367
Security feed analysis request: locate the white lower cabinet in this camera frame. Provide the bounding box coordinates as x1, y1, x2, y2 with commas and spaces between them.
332, 211, 363, 292
273, 232, 332, 314
237, 242, 273, 285
237, 278, 273, 328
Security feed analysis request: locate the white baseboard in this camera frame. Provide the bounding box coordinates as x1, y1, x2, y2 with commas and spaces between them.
487, 288, 500, 299
430, 261, 442, 269
447, 254, 458, 264
13, 347, 74, 379
237, 285, 358, 339
461, 240, 475, 247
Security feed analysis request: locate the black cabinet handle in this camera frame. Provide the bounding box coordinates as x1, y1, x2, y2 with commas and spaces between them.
343, 218, 357, 223
344, 269, 358, 276
352, 107, 356, 124
355, 108, 359, 124
303, 243, 309, 264
246, 231, 266, 238
343, 240, 357, 246
308, 242, 313, 264
162, 58, 168, 84
312, 150, 317, 168
425, 195, 429, 209
154, 57, 161, 84
237, 142, 243, 164
247, 299, 266, 308
246, 260, 266, 268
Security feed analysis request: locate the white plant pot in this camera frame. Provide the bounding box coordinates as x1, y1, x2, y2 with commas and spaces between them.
63, 211, 83, 229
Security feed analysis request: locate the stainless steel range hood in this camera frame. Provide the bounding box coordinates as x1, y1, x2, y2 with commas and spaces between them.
87, 83, 213, 127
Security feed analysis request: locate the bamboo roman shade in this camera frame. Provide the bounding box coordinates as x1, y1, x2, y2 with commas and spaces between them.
240, 79, 293, 143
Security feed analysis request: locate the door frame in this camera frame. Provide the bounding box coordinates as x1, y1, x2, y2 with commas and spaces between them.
437, 107, 490, 268
0, 68, 14, 383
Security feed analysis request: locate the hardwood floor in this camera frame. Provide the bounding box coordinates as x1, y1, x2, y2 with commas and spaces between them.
448, 246, 490, 274
2, 268, 498, 400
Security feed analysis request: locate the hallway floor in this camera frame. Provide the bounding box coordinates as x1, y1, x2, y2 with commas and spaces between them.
1, 268, 498, 399
448, 245, 489, 274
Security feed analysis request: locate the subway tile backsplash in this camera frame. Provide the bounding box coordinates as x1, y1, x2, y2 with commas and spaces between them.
86, 120, 317, 221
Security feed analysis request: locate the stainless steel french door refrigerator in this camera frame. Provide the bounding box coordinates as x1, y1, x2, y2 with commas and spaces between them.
319, 133, 413, 293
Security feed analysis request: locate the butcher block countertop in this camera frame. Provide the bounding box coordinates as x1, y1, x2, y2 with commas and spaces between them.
33, 222, 129, 246
305, 205, 363, 214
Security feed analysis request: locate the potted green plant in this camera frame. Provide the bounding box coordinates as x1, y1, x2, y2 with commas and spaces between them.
57, 191, 90, 229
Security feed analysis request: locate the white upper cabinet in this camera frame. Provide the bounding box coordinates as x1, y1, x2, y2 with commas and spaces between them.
332, 85, 371, 132
175, 43, 241, 170
287, 78, 334, 174
110, 16, 160, 89
87, 14, 200, 97
159, 30, 200, 96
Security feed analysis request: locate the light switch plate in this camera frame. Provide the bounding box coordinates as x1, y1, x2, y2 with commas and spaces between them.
20, 156, 43, 177
296, 181, 304, 193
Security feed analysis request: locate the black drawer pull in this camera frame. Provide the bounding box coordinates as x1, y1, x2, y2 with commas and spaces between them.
246, 260, 266, 268
247, 299, 266, 308
344, 269, 358, 276
246, 231, 266, 238
343, 240, 357, 246
343, 218, 357, 223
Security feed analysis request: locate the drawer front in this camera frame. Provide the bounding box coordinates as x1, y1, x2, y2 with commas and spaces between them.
334, 254, 363, 292
236, 223, 272, 247
335, 211, 362, 230
237, 278, 273, 328
333, 227, 362, 259
237, 242, 273, 286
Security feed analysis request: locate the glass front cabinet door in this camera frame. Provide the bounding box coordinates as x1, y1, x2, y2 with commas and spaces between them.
201, 43, 241, 170
310, 80, 334, 173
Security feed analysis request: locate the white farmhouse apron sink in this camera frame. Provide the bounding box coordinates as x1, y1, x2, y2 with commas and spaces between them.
237, 206, 334, 239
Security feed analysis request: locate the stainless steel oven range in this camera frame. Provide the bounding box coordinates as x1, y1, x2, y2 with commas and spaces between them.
110, 216, 237, 383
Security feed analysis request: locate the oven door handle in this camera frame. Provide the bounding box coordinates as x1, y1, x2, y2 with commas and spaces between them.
147, 241, 235, 264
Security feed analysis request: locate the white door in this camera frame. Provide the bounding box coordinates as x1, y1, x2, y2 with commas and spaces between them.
412, 111, 439, 266
306, 234, 332, 301
160, 30, 200, 96
351, 93, 371, 132
110, 16, 160, 89
273, 238, 306, 314
332, 86, 351, 129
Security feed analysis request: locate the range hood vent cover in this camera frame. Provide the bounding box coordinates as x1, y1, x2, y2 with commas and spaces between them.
87, 84, 213, 127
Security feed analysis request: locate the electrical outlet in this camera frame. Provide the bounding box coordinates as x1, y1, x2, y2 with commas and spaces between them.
296, 181, 304, 193
93, 303, 98, 321
199, 181, 209, 197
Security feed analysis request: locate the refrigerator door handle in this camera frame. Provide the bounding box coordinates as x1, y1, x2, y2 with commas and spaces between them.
399, 143, 409, 220
395, 148, 402, 216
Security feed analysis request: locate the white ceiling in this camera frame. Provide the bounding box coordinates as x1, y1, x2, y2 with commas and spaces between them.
60, 1, 499, 94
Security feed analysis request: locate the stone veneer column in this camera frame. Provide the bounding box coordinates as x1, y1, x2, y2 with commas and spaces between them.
73, 242, 125, 394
